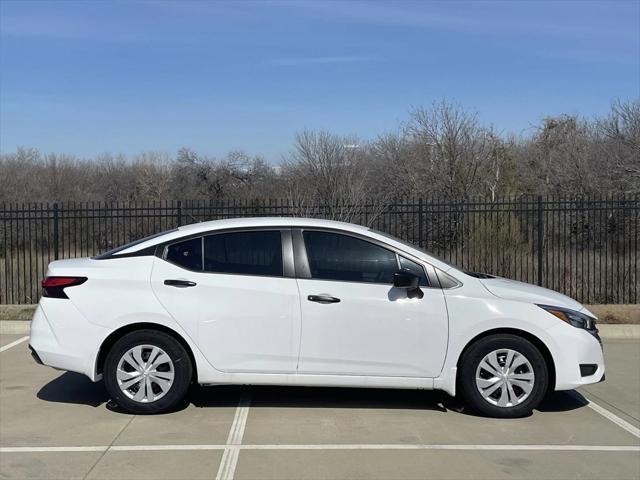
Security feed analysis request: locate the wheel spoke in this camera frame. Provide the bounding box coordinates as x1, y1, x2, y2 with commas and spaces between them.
117, 368, 142, 381
147, 347, 161, 366
509, 354, 528, 371
476, 376, 500, 388
133, 380, 147, 402
497, 384, 509, 407
480, 360, 501, 377
132, 346, 146, 370
150, 353, 171, 370
123, 351, 143, 372
151, 370, 174, 381
150, 375, 172, 392
511, 372, 534, 381
145, 377, 154, 401
504, 350, 515, 370
506, 381, 518, 406
510, 378, 534, 394
481, 380, 503, 398
120, 375, 143, 390
488, 351, 502, 373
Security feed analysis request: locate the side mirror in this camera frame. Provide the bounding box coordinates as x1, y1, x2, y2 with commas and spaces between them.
393, 271, 419, 288
393, 271, 424, 299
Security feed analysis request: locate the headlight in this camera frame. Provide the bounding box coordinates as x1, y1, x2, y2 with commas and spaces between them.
537, 304, 596, 330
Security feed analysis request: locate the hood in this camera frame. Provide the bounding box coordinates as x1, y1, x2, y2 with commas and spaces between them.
478, 276, 587, 313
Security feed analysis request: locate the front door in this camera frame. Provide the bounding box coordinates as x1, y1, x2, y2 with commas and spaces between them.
296, 230, 449, 378
151, 230, 300, 373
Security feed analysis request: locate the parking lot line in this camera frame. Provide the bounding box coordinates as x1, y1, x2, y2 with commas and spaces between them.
216, 391, 252, 480
1, 444, 639, 454
583, 396, 640, 439
0, 335, 28, 353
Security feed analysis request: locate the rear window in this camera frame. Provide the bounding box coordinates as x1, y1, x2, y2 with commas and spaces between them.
94, 229, 177, 259
203, 231, 283, 277
165, 237, 203, 271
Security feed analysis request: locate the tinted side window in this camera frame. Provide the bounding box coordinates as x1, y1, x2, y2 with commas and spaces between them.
303, 231, 397, 284
399, 256, 429, 286
166, 237, 202, 270
204, 231, 283, 277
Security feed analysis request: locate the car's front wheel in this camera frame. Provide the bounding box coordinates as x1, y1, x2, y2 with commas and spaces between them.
458, 334, 548, 418
103, 329, 193, 414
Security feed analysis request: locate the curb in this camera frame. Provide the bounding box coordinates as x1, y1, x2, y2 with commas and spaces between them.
2, 320, 639, 339
0, 321, 31, 335
597, 324, 640, 340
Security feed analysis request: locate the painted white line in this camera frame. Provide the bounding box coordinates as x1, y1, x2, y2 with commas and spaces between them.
585, 398, 640, 439
1, 446, 107, 453
111, 444, 226, 451
1, 444, 639, 454
0, 335, 28, 353
227, 394, 251, 445
216, 392, 252, 480
239, 444, 640, 451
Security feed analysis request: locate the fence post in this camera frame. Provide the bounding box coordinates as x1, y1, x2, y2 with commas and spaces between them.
537, 195, 544, 286
53, 203, 60, 260
418, 198, 424, 248
176, 200, 182, 227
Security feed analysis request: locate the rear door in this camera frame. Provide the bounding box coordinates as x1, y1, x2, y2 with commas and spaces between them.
151, 229, 301, 373
295, 229, 449, 378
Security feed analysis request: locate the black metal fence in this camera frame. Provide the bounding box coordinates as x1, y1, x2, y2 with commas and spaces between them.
1, 196, 638, 305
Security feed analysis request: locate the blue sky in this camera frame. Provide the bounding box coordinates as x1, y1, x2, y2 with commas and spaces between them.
1, 0, 638, 162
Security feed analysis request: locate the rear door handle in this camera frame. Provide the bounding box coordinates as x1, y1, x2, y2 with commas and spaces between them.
164, 279, 197, 288
307, 294, 340, 304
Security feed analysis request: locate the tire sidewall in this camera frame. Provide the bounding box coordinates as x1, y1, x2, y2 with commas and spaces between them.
104, 330, 192, 414
459, 334, 548, 418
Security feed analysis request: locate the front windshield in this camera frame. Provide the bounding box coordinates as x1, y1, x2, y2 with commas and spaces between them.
369, 228, 461, 271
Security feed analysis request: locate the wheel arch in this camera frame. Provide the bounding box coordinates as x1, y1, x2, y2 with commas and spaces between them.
95, 322, 198, 381
456, 327, 556, 392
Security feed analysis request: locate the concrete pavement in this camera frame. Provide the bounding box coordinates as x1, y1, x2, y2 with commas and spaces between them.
0, 334, 638, 480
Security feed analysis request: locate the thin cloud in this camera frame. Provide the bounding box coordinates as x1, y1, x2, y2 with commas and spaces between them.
274, 0, 637, 42
267, 56, 378, 66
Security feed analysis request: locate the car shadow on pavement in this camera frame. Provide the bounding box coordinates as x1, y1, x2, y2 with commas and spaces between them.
37, 371, 109, 408
37, 372, 590, 416
537, 390, 590, 412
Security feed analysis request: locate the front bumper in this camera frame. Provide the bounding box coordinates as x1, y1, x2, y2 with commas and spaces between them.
547, 323, 605, 390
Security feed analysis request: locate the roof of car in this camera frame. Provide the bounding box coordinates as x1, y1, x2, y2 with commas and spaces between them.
177, 217, 370, 234
114, 216, 458, 274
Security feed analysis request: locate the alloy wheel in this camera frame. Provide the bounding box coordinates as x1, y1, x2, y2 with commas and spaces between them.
475, 348, 535, 408
116, 344, 175, 403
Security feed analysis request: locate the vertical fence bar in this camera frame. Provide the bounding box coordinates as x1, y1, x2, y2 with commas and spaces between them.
176, 200, 182, 227
537, 195, 544, 286
53, 202, 59, 261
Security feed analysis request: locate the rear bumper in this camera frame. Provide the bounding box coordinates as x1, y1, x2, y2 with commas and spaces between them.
28, 345, 43, 365
29, 300, 107, 381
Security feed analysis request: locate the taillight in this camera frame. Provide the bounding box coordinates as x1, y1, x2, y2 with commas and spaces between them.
41, 276, 87, 299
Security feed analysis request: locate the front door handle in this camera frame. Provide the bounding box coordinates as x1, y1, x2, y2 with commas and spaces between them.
164, 279, 197, 288
307, 294, 340, 304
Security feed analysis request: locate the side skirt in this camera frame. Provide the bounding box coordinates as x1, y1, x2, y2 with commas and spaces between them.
200, 373, 434, 390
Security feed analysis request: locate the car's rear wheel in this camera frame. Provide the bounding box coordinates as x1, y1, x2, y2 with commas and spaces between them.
103, 329, 192, 414
458, 334, 548, 418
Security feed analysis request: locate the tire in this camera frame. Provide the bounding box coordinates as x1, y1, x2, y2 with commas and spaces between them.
458, 334, 548, 418
103, 329, 193, 414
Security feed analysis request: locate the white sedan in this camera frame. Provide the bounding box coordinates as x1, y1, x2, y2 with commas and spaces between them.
29, 217, 605, 417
